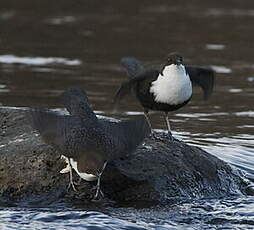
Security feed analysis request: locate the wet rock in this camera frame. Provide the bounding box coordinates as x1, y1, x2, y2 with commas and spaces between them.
0, 107, 252, 203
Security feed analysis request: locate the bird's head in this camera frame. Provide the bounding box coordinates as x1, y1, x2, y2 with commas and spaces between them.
63, 88, 93, 116
166, 52, 183, 66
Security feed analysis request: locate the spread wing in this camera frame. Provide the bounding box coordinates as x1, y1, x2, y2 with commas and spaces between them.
99, 116, 151, 159
120, 57, 145, 79
113, 56, 146, 106
28, 109, 85, 155
29, 109, 150, 160
185, 66, 215, 100
117, 56, 215, 104
114, 69, 159, 105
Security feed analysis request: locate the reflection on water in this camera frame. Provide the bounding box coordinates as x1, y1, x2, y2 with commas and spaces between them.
211, 65, 232, 73
0, 0, 254, 229
205, 44, 225, 50
0, 55, 81, 66
205, 8, 254, 17
186, 134, 254, 178
47, 16, 77, 25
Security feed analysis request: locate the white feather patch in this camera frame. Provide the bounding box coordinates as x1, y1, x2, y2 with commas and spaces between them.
70, 158, 97, 182
150, 64, 192, 105
60, 155, 71, 174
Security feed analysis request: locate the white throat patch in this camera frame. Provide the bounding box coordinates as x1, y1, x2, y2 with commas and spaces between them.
150, 64, 192, 105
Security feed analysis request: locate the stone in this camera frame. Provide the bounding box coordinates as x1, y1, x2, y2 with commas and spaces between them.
0, 107, 252, 204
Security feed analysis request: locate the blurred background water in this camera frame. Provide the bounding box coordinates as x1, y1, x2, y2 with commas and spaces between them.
0, 0, 253, 229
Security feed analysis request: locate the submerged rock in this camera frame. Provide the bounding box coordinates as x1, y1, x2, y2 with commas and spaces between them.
0, 107, 252, 204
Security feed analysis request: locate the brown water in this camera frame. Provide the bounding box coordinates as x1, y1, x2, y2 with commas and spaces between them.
0, 0, 254, 229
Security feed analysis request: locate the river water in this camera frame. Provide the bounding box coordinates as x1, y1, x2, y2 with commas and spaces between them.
0, 0, 253, 229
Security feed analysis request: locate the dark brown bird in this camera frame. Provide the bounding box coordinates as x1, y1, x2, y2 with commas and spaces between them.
30, 88, 150, 199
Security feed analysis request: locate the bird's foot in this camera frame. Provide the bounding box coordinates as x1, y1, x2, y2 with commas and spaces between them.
167, 131, 174, 141
67, 180, 78, 192
91, 185, 104, 201
76, 177, 83, 186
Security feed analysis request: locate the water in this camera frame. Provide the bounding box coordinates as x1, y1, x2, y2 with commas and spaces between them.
0, 0, 253, 229
0, 209, 148, 230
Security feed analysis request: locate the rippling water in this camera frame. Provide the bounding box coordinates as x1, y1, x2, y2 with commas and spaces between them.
0, 209, 149, 230
1, 197, 254, 229
0, 0, 254, 229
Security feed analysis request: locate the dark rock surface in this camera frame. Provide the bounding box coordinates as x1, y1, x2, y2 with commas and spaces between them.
0, 107, 252, 204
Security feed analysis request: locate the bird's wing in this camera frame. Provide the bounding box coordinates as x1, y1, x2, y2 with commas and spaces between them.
99, 116, 151, 159
113, 79, 135, 105
29, 109, 85, 155
114, 69, 159, 105
185, 66, 215, 100
121, 57, 145, 79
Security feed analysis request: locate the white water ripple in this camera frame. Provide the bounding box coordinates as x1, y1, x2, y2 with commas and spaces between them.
0, 55, 81, 66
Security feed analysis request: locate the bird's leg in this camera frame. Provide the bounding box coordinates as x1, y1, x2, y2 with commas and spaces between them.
76, 177, 83, 185
93, 161, 107, 200
144, 110, 153, 131
165, 112, 171, 132
144, 110, 164, 141
60, 155, 78, 191
94, 174, 103, 199
66, 158, 78, 192
165, 112, 173, 140
144, 110, 158, 139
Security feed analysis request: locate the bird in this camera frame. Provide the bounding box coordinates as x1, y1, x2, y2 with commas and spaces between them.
29, 87, 151, 199
114, 52, 215, 139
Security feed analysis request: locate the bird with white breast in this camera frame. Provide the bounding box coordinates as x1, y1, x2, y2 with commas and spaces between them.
114, 52, 215, 139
